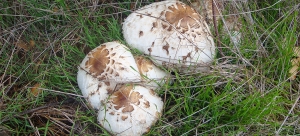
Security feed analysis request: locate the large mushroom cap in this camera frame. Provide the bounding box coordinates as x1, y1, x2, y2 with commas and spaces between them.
98, 84, 163, 136
77, 41, 141, 109
123, 0, 215, 72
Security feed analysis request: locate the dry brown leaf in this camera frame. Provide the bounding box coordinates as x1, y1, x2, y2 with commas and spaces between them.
289, 65, 299, 80
289, 57, 300, 80
29, 40, 35, 47
289, 47, 300, 80
52, 7, 59, 12
31, 83, 42, 97
15, 39, 35, 51
15, 40, 29, 51
294, 47, 300, 57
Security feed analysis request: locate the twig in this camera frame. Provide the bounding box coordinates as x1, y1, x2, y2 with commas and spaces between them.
212, 0, 225, 58
0, 98, 74, 123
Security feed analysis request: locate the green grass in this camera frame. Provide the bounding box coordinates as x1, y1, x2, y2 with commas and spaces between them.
1, 0, 300, 135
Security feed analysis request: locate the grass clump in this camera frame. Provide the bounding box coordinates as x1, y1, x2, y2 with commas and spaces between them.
1, 0, 300, 135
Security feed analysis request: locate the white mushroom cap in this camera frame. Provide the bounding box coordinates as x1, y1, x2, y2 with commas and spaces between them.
135, 56, 169, 90
77, 41, 141, 109
98, 84, 163, 136
123, 0, 215, 72
79, 41, 141, 83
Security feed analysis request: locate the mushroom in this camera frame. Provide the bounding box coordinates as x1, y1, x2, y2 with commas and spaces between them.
98, 84, 163, 136
77, 42, 168, 135
77, 41, 169, 108
77, 41, 141, 109
123, 0, 215, 73
135, 56, 169, 89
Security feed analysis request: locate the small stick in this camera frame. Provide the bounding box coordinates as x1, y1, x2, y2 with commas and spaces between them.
212, 0, 225, 58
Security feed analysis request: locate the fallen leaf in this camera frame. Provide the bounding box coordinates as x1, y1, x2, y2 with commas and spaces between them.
53, 7, 59, 12
293, 47, 300, 57
15, 39, 35, 51
289, 65, 298, 80
31, 83, 42, 97
15, 40, 29, 51
289, 47, 300, 80
289, 58, 300, 80
29, 40, 35, 47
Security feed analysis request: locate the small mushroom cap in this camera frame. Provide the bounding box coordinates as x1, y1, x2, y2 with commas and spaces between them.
77, 41, 141, 109
79, 41, 141, 82
98, 85, 163, 136
123, 0, 215, 72
135, 56, 169, 90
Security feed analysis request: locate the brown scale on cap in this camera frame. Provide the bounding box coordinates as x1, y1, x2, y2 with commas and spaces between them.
165, 3, 200, 29
135, 56, 154, 74
112, 85, 143, 113
162, 43, 170, 55
195, 46, 201, 53
182, 52, 192, 62
85, 45, 109, 76
151, 22, 158, 31
149, 89, 155, 96
139, 31, 144, 37
107, 88, 113, 94
167, 26, 173, 31
161, 23, 168, 29
144, 101, 150, 108
121, 115, 128, 121
148, 48, 152, 55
